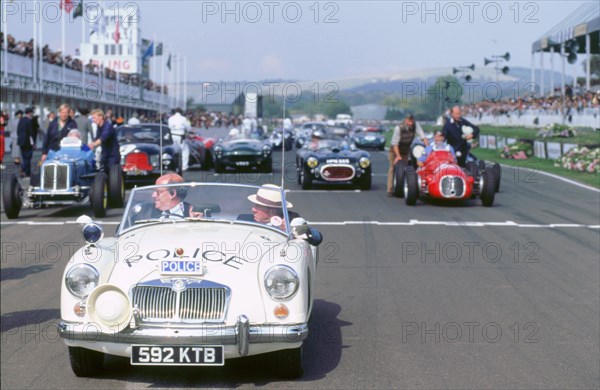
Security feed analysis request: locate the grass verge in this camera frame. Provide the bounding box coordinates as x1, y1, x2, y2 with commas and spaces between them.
474, 148, 600, 189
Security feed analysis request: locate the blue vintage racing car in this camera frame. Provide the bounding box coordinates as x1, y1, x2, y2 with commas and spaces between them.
2, 137, 124, 219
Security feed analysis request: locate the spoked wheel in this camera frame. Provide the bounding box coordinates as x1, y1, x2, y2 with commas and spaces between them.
359, 168, 372, 190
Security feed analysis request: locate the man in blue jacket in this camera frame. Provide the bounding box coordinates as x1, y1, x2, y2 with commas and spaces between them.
88, 109, 120, 170
442, 106, 480, 167
42, 103, 78, 163
17, 107, 36, 177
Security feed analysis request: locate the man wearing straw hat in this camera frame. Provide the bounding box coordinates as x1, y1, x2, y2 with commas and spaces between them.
246, 184, 295, 231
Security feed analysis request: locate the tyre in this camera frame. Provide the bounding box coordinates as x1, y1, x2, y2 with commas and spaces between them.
465, 161, 479, 178
480, 169, 497, 207
492, 163, 501, 192
261, 159, 273, 173
107, 165, 124, 208
301, 167, 313, 190
393, 161, 406, 197
478, 159, 486, 171
404, 166, 419, 206
91, 172, 107, 218
68, 347, 104, 377
296, 165, 302, 185
30, 172, 41, 187
359, 168, 372, 190
2, 173, 22, 219
202, 150, 213, 170
378, 144, 385, 151
214, 161, 224, 174
271, 347, 303, 379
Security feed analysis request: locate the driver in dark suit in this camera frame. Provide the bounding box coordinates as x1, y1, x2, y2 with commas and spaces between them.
150, 173, 201, 219
442, 106, 480, 167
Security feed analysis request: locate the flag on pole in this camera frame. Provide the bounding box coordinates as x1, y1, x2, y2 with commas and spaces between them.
60, 0, 75, 13
166, 54, 172, 70
73, 0, 83, 19
142, 40, 154, 63
113, 20, 120, 43
155, 43, 163, 56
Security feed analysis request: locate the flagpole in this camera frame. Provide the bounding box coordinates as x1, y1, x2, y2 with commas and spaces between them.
152, 34, 157, 89
33, 5, 37, 85
61, 5, 66, 85
160, 41, 165, 113
81, 2, 85, 87
175, 53, 179, 108
39, 0, 43, 87
183, 56, 187, 111
2, 1, 7, 83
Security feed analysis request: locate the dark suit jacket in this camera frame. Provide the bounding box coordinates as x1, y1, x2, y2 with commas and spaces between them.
17, 116, 35, 151
43, 117, 78, 154
442, 117, 480, 154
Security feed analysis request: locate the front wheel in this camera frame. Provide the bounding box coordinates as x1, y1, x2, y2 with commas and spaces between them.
492, 163, 501, 192
271, 347, 303, 379
480, 169, 497, 207
68, 347, 104, 377
214, 161, 224, 174
2, 173, 23, 219
301, 167, 313, 190
359, 169, 371, 190
107, 165, 124, 208
404, 166, 419, 206
91, 172, 107, 217
393, 161, 406, 198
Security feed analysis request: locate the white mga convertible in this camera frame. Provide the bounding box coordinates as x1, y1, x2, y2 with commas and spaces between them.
59, 183, 323, 378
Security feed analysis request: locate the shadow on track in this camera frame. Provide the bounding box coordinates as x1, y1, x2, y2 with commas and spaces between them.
94, 299, 349, 386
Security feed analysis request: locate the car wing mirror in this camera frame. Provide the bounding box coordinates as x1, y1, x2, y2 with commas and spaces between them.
290, 217, 323, 246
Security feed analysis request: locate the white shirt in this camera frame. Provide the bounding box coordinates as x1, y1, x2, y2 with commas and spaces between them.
128, 117, 140, 125
168, 113, 191, 136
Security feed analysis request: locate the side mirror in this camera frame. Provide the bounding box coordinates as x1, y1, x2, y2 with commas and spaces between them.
290, 217, 323, 246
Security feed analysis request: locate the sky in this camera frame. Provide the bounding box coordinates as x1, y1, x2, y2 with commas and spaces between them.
2, 0, 592, 82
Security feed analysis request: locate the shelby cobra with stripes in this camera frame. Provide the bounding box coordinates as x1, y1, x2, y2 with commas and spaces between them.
58, 183, 322, 379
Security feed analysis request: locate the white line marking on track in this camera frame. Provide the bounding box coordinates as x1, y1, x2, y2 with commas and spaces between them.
1, 220, 598, 229
496, 162, 600, 193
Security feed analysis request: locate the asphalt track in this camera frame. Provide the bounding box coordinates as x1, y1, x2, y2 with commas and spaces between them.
1, 127, 599, 389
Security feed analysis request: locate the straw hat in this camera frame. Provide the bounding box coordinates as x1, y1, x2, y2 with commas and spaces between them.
247, 184, 293, 208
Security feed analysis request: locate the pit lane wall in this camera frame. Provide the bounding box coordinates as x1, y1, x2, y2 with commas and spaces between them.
1, 51, 174, 114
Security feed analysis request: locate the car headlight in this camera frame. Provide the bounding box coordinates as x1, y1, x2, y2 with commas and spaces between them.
214, 146, 223, 155
284, 133, 291, 139
298, 138, 305, 145
359, 157, 371, 168
82, 222, 103, 244
307, 157, 318, 168
65, 264, 100, 299
161, 153, 172, 161
264, 265, 299, 300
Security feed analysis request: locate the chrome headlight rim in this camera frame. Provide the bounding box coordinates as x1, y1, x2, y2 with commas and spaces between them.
359, 157, 371, 168
65, 264, 100, 299
82, 222, 104, 244
306, 157, 319, 169
264, 265, 300, 301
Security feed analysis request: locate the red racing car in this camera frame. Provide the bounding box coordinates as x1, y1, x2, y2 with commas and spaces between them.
395, 148, 497, 207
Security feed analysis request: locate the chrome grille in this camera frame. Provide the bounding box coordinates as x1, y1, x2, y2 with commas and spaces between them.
132, 286, 177, 320
41, 163, 69, 190
180, 288, 227, 320
131, 280, 229, 323
320, 164, 355, 181
440, 176, 465, 198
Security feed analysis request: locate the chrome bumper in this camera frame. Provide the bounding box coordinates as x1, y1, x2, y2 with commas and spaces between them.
58, 315, 308, 357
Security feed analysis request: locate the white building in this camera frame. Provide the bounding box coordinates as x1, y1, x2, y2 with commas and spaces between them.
78, 7, 141, 74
